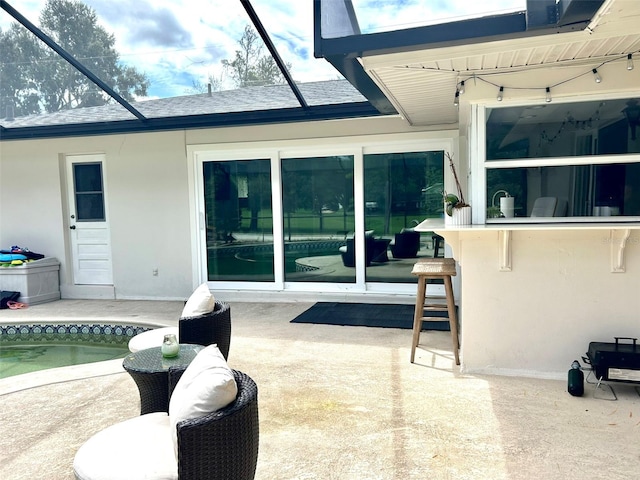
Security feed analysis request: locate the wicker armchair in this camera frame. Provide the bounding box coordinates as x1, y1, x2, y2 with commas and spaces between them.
389, 230, 420, 258
73, 369, 259, 480
129, 301, 231, 360
339, 235, 390, 267
170, 368, 259, 479
179, 301, 231, 359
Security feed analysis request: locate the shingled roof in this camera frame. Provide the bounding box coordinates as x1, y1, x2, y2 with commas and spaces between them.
2, 79, 370, 129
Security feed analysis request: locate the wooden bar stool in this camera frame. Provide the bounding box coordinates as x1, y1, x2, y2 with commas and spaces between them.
410, 258, 460, 365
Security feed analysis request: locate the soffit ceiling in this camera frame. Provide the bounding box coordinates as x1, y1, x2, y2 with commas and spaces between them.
360, 0, 640, 127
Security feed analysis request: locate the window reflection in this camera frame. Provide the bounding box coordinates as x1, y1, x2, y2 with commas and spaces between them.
486, 163, 640, 218
203, 159, 274, 281
203, 150, 447, 286
486, 98, 640, 160
73, 163, 105, 221
486, 97, 640, 221
363, 151, 444, 283
281, 156, 355, 283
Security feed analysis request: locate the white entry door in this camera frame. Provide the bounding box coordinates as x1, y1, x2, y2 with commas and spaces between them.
66, 154, 113, 285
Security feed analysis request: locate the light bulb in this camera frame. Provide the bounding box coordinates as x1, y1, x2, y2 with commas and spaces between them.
459, 80, 465, 95
627, 54, 634, 71
453, 90, 460, 107
497, 86, 504, 102
545, 87, 552, 103
592, 68, 602, 83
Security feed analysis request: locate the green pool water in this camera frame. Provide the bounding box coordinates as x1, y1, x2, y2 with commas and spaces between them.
0, 333, 132, 379
0, 323, 147, 379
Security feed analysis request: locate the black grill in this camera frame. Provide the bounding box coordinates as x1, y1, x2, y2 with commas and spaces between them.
585, 337, 640, 384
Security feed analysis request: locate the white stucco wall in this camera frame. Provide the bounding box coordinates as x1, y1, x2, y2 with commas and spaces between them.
104, 132, 194, 299
0, 139, 67, 272
1, 115, 440, 301
0, 132, 194, 299
447, 228, 640, 378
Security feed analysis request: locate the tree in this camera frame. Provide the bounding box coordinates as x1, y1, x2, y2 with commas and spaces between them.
0, 24, 43, 117
188, 73, 225, 95
221, 25, 289, 88
0, 0, 148, 117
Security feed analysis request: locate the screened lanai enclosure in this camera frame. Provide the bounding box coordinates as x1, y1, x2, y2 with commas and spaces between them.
1, 0, 460, 297
0, 0, 378, 138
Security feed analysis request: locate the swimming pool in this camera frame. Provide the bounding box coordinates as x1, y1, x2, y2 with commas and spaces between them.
0, 323, 149, 379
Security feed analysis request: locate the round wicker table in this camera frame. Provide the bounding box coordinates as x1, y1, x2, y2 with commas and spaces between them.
123, 343, 204, 414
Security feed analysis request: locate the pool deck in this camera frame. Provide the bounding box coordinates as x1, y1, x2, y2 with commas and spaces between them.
1, 299, 640, 480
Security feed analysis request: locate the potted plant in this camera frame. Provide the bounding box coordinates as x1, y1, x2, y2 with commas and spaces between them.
486, 205, 503, 218
443, 153, 471, 225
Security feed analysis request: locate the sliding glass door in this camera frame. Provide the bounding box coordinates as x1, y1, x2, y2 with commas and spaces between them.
197, 138, 449, 292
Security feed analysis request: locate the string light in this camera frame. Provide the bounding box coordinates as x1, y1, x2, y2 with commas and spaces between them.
592, 68, 602, 83
444, 50, 638, 105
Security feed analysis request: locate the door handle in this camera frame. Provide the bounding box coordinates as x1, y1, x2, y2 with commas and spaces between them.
70, 225, 76, 230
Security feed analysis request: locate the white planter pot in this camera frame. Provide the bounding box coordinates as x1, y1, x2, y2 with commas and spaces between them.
500, 196, 514, 218
445, 205, 472, 226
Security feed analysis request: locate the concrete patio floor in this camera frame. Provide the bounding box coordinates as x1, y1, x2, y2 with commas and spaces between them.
1, 299, 639, 480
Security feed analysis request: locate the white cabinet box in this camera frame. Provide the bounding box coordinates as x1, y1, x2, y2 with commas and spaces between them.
0, 257, 61, 305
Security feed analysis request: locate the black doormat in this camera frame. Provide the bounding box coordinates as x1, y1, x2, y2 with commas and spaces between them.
290, 302, 451, 331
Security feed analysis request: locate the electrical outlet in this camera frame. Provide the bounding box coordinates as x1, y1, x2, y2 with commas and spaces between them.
152, 268, 158, 276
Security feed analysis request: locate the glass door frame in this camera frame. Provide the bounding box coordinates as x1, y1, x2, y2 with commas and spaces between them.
189, 134, 457, 296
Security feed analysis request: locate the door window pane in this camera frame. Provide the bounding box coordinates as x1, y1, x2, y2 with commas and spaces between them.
203, 159, 273, 281
73, 163, 105, 221
364, 151, 444, 283
281, 156, 355, 283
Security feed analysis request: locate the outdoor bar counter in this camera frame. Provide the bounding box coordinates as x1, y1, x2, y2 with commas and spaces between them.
415, 218, 640, 378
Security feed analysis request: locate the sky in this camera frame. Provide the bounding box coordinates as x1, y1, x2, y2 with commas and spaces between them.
1, 0, 526, 99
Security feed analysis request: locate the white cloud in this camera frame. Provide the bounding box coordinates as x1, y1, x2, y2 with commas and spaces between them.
2, 0, 528, 97
351, 0, 526, 32
83, 0, 251, 95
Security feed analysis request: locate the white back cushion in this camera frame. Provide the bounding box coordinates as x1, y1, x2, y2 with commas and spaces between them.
181, 283, 215, 317
168, 345, 237, 457
530, 197, 557, 217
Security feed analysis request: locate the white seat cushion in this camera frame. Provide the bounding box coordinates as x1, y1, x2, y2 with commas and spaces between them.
128, 326, 178, 353
73, 412, 177, 480
169, 345, 237, 457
